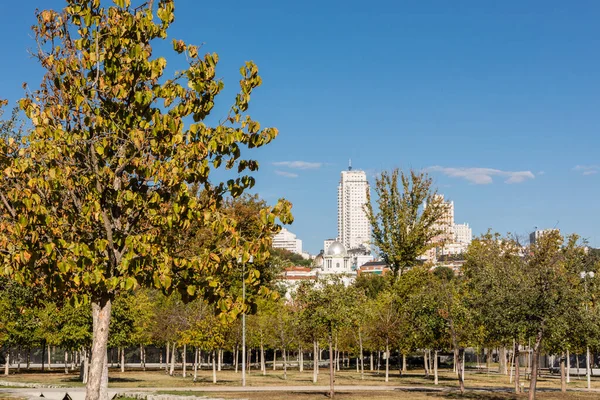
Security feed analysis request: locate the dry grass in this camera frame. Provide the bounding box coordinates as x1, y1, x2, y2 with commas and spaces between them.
1, 367, 599, 395
155, 391, 600, 400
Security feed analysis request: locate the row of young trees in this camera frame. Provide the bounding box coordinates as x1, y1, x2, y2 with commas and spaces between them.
3, 228, 598, 400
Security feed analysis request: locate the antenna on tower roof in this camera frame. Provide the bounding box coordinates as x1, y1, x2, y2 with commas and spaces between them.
348, 159, 352, 171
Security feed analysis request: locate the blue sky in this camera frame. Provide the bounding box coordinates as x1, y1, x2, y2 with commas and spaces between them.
1, 1, 600, 253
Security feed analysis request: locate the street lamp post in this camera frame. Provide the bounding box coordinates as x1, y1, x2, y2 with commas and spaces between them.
580, 271, 595, 390
239, 255, 253, 387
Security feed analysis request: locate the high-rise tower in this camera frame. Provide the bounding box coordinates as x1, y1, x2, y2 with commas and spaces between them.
337, 162, 370, 250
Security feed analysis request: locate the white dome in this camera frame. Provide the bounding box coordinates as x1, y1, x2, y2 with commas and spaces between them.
326, 241, 346, 256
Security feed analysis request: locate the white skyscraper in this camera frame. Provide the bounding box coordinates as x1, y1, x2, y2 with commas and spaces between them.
272, 228, 303, 254
337, 163, 370, 251
454, 223, 472, 245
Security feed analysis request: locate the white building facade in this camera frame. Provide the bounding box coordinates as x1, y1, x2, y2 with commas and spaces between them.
338, 165, 370, 251
454, 223, 472, 245
272, 227, 303, 254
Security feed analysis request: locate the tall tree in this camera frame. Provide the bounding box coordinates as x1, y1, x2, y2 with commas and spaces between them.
0, 2, 291, 400
365, 169, 446, 276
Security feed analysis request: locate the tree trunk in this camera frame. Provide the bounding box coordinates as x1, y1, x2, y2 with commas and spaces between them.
313, 340, 318, 383
140, 345, 144, 371
335, 338, 339, 372
385, 341, 389, 383
27, 349, 30, 370
234, 345, 238, 373
560, 352, 566, 393
370, 351, 374, 372
328, 335, 335, 399
85, 298, 112, 400
48, 344, 52, 370
169, 343, 176, 376
527, 329, 543, 400
359, 331, 364, 379
402, 353, 407, 372
65, 350, 69, 374
120, 347, 125, 373
273, 349, 277, 371
41, 342, 46, 372
193, 348, 198, 382
260, 341, 265, 375
424, 349, 429, 378
515, 343, 521, 394
434, 350, 439, 385
299, 346, 303, 372
182, 344, 187, 378
82, 349, 89, 384
455, 347, 465, 393
283, 347, 287, 380
212, 350, 217, 384
587, 346, 591, 389
4, 350, 9, 376
566, 349, 570, 383
217, 348, 221, 372
165, 342, 170, 373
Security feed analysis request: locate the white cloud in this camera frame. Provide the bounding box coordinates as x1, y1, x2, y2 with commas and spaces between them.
275, 170, 298, 178
573, 165, 599, 176
272, 161, 323, 170
426, 166, 535, 185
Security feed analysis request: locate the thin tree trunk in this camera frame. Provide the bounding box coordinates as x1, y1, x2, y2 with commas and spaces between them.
515, 343, 521, 394
193, 348, 198, 382
528, 329, 544, 400
560, 352, 566, 393
65, 350, 69, 374
212, 350, 217, 384
335, 338, 339, 372
273, 349, 277, 371
385, 341, 389, 382
4, 350, 9, 376
27, 349, 30, 370
120, 347, 125, 373
509, 349, 514, 384
576, 353, 580, 379
587, 346, 591, 389
402, 353, 407, 372
217, 348, 221, 372
260, 341, 265, 375
41, 342, 46, 372
283, 347, 287, 380
313, 340, 318, 383
359, 331, 364, 379
182, 344, 187, 378
424, 349, 429, 377
165, 342, 170, 374
370, 351, 374, 372
234, 345, 238, 373
329, 335, 335, 399
169, 343, 176, 376
299, 346, 303, 372
434, 350, 439, 385
567, 349, 570, 383
85, 298, 112, 400
82, 349, 89, 384
48, 344, 52, 370
455, 347, 465, 393
139, 345, 144, 371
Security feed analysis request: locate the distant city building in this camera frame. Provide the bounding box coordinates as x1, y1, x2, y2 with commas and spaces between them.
454, 223, 472, 245
428, 194, 454, 245
323, 238, 336, 254
529, 229, 560, 245
272, 227, 302, 254
348, 246, 374, 269
338, 162, 371, 251
358, 261, 390, 276
320, 241, 353, 275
